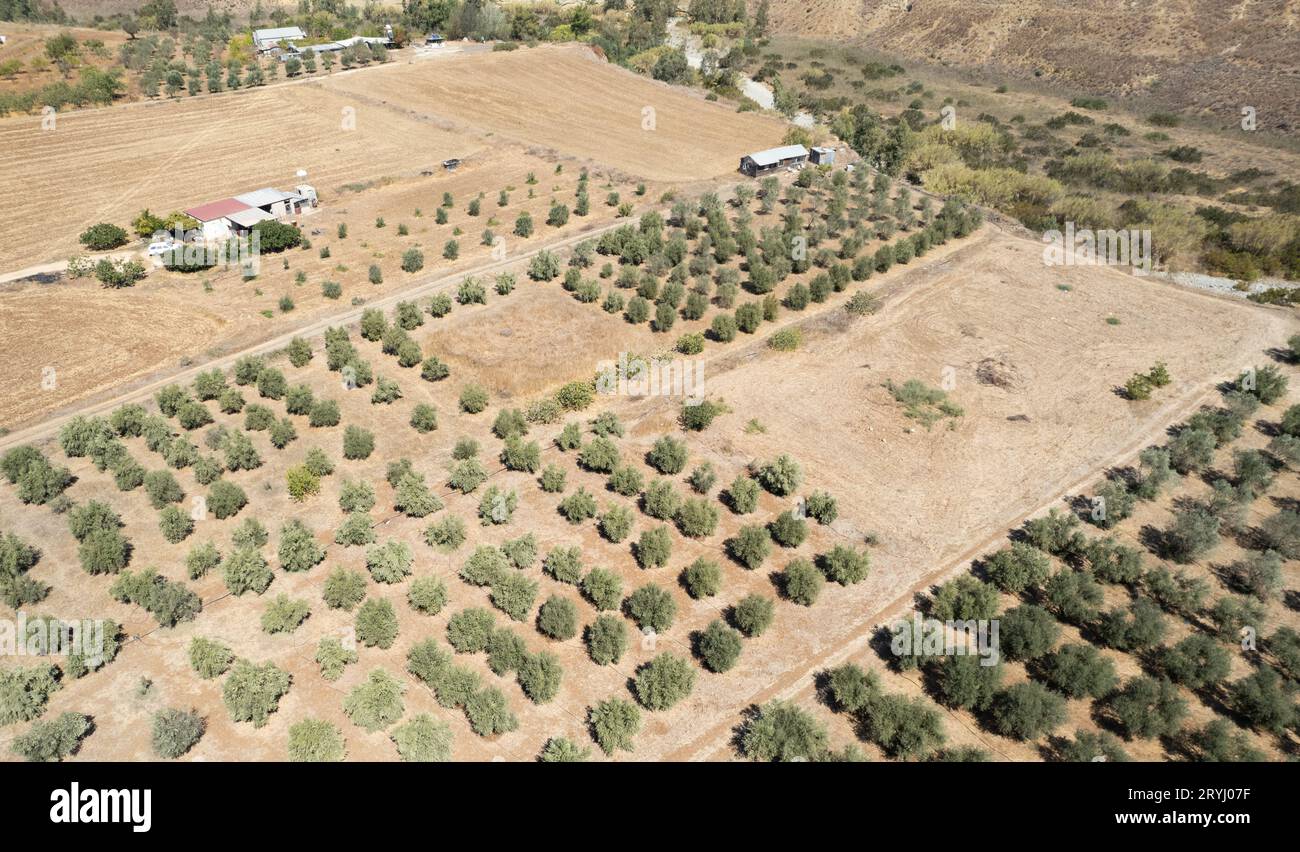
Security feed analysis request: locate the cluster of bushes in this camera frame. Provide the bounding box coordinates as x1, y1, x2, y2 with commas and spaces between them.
406, 638, 519, 737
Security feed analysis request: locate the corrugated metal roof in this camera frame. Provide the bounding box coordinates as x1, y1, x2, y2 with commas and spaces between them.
744, 144, 809, 167
184, 198, 251, 222
234, 188, 295, 208
295, 35, 387, 53
253, 27, 305, 44
226, 208, 276, 228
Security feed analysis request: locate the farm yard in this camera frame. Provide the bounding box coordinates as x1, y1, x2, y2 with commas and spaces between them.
0, 43, 789, 430
0, 44, 786, 274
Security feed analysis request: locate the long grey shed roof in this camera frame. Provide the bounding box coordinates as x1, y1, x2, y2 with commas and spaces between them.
743, 144, 809, 167
253, 27, 306, 45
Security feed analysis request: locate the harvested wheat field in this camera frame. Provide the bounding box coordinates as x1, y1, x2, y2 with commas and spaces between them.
324, 44, 788, 183
0, 80, 483, 271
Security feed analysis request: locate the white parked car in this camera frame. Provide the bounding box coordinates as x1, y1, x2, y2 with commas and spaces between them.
147, 241, 178, 257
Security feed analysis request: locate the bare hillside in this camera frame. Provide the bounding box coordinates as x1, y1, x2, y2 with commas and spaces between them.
766, 0, 1300, 129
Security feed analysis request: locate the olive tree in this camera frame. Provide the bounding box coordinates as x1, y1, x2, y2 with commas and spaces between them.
741, 700, 830, 762
391, 713, 453, 762
585, 614, 627, 665
626, 584, 675, 633
697, 619, 743, 673
988, 682, 1067, 741
537, 595, 579, 640
344, 669, 406, 732
634, 653, 697, 710
1039, 643, 1117, 699
589, 698, 640, 755
733, 593, 775, 637
222, 659, 292, 728
151, 708, 205, 759
1106, 676, 1187, 740
356, 598, 400, 649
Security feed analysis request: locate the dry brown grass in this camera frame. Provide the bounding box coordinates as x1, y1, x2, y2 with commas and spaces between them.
765, 0, 1300, 130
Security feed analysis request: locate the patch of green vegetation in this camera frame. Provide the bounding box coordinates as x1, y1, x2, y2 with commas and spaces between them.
885, 379, 963, 429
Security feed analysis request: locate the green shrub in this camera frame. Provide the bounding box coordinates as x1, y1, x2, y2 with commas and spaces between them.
207, 479, 247, 519
465, 687, 519, 736
741, 700, 830, 762
447, 608, 496, 653
820, 543, 873, 586
491, 572, 539, 621
727, 524, 771, 570
634, 653, 696, 710
391, 713, 453, 762
582, 568, 622, 611
782, 558, 823, 605
287, 718, 346, 762
11, 712, 91, 762
803, 490, 838, 524
342, 425, 375, 459
539, 736, 589, 762
733, 593, 774, 637
316, 636, 358, 681
0, 665, 62, 724
109, 567, 201, 627
642, 478, 682, 519
727, 475, 760, 513
261, 595, 310, 634
459, 384, 489, 414
424, 515, 467, 551
682, 557, 723, 599
647, 435, 688, 474
344, 669, 406, 732
151, 708, 204, 759
983, 542, 1051, 594
559, 488, 598, 523
188, 637, 233, 679
627, 583, 675, 633
989, 682, 1068, 741
697, 619, 743, 673
222, 659, 292, 728
517, 651, 563, 703
1000, 603, 1061, 661
634, 525, 673, 569
79, 222, 128, 250
585, 614, 627, 665
1107, 675, 1188, 739
537, 595, 579, 640
356, 598, 400, 649
755, 454, 802, 496
589, 698, 640, 754
769, 510, 807, 547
